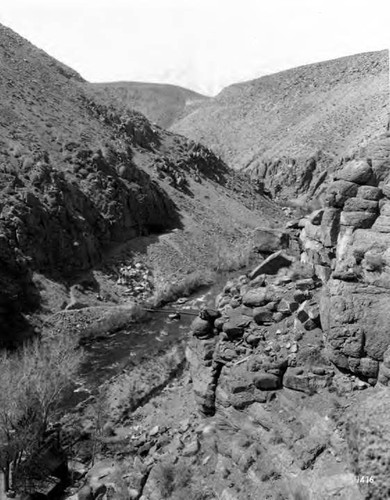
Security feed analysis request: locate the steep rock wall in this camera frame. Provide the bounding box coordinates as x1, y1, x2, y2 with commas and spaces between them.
299, 132, 390, 382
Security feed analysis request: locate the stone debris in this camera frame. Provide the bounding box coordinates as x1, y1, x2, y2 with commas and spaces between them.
114, 261, 153, 300
186, 249, 335, 415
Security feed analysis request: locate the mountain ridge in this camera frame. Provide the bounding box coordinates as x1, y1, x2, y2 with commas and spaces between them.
0, 22, 278, 344
94, 50, 388, 200
90, 81, 208, 129
171, 49, 389, 198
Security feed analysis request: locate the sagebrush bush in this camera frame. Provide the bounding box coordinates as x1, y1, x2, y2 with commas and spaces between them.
212, 239, 252, 272
150, 270, 216, 307
81, 304, 146, 340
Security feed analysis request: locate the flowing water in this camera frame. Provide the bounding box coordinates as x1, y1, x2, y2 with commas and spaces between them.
71, 272, 238, 402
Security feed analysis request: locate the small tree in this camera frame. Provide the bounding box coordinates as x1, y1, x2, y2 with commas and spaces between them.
0, 334, 83, 493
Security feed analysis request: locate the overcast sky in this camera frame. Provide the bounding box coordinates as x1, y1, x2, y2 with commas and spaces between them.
1, 0, 389, 95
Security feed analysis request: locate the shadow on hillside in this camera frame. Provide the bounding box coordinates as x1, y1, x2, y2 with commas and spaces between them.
1, 171, 184, 346
0, 283, 39, 349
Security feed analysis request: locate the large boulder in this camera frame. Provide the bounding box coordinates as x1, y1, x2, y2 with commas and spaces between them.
325, 180, 359, 208
242, 289, 268, 307
217, 364, 270, 409
283, 367, 330, 393
190, 316, 213, 338
357, 185, 382, 201
222, 313, 252, 339
361, 133, 390, 182
343, 198, 378, 212
252, 227, 289, 254
320, 278, 390, 378
339, 228, 390, 285
253, 307, 273, 325
334, 160, 374, 185
340, 211, 377, 229
249, 251, 294, 278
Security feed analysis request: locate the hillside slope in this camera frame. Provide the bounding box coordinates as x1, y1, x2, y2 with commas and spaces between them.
90, 81, 208, 129
172, 50, 389, 199
0, 23, 281, 345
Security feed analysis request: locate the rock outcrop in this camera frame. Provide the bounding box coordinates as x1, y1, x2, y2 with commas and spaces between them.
180, 253, 366, 498
176, 133, 390, 500
186, 136, 390, 427
298, 132, 390, 382
186, 254, 329, 414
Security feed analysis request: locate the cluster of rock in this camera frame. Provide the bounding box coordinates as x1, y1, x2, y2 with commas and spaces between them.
154, 142, 230, 190
248, 152, 333, 200
188, 136, 390, 417
115, 262, 153, 300
71, 411, 227, 500
154, 157, 187, 189
186, 249, 337, 415
298, 135, 390, 383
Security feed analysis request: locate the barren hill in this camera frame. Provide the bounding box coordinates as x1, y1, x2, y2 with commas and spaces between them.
90, 81, 208, 129
0, 23, 280, 344
172, 50, 389, 199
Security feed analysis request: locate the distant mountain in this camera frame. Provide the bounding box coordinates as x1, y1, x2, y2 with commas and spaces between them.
89, 81, 208, 128
171, 50, 389, 199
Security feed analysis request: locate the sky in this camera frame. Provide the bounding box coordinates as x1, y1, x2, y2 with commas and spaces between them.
0, 0, 389, 95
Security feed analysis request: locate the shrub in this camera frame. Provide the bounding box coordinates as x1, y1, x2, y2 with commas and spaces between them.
212, 240, 252, 272
150, 270, 216, 307
0, 335, 83, 493
80, 304, 146, 341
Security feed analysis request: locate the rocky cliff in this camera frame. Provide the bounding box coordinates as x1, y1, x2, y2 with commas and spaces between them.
177, 136, 390, 499
302, 131, 390, 384
0, 23, 178, 343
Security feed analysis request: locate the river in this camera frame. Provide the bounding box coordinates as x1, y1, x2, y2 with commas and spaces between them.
71, 271, 237, 402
